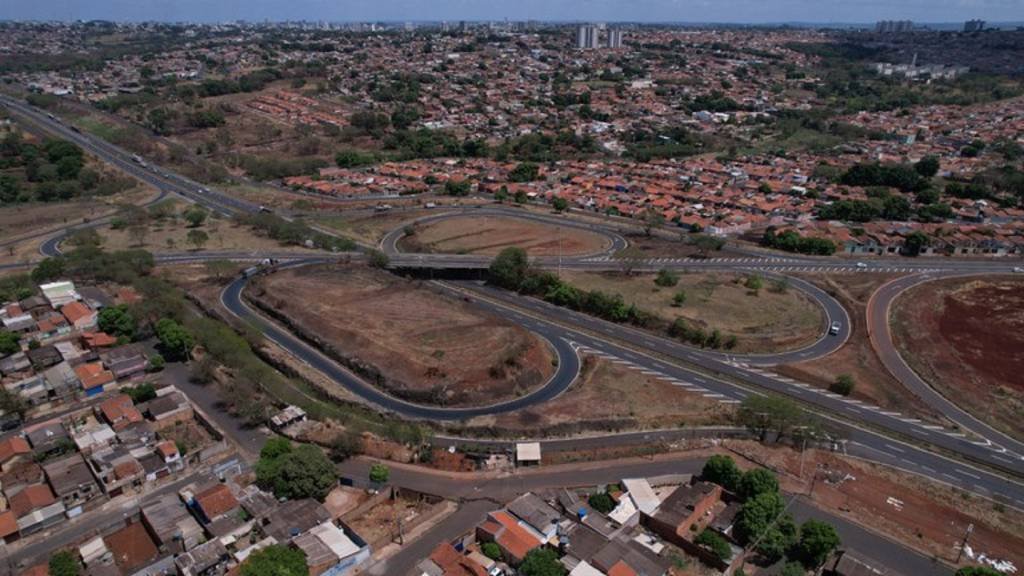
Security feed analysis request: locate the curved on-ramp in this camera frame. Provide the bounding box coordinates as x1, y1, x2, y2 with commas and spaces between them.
220, 260, 581, 420
868, 272, 1024, 458
379, 206, 629, 259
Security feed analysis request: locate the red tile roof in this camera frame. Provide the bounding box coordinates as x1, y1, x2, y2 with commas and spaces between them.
9, 484, 56, 517
194, 483, 239, 519
487, 511, 541, 562
0, 510, 17, 539
82, 331, 118, 348
105, 522, 159, 573
98, 394, 143, 427
75, 362, 115, 390
0, 436, 30, 464
428, 543, 488, 576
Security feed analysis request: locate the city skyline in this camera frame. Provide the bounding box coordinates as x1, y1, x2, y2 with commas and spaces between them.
2, 0, 1022, 25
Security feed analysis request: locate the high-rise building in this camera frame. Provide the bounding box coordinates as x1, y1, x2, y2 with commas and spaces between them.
875, 20, 914, 33
577, 25, 600, 49
607, 29, 624, 49
963, 19, 986, 32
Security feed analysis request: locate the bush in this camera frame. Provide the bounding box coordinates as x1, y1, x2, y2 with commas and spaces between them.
369, 463, 390, 484
654, 268, 679, 287
49, 550, 81, 576
830, 374, 855, 396
481, 541, 502, 561
147, 354, 165, 372
672, 290, 687, 307
588, 492, 615, 514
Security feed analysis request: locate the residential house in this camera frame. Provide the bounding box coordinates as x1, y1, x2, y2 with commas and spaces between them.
42, 453, 102, 517
24, 420, 71, 457
100, 345, 148, 381
476, 510, 542, 565
174, 538, 230, 576
61, 301, 97, 331
293, 521, 370, 576
39, 281, 79, 308
641, 481, 723, 547
259, 498, 332, 542
191, 483, 239, 524
416, 543, 488, 576
88, 445, 144, 496
141, 493, 204, 553
8, 483, 65, 536
98, 394, 144, 431
0, 436, 31, 472
26, 346, 62, 371
142, 390, 194, 430
75, 362, 115, 397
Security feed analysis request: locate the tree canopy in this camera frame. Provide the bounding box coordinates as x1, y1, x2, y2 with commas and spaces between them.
519, 548, 567, 576
701, 455, 741, 492
255, 439, 337, 501
240, 545, 307, 576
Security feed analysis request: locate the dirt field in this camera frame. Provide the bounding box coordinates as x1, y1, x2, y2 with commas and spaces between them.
316, 208, 444, 246
728, 440, 1024, 571
892, 276, 1024, 440
399, 214, 611, 257
776, 274, 940, 421
561, 270, 823, 353
249, 264, 556, 407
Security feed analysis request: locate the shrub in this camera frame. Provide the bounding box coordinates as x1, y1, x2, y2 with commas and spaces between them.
830, 374, 855, 396
654, 268, 679, 287
695, 529, 732, 563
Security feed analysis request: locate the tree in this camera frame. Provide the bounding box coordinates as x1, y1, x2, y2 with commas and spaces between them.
519, 548, 567, 576
915, 155, 940, 178
155, 318, 194, 361
955, 568, 1004, 576
779, 561, 805, 576
902, 231, 929, 256
186, 229, 209, 251
734, 491, 785, 544
551, 197, 569, 212
745, 274, 763, 293
183, 205, 208, 228
640, 206, 664, 235
737, 395, 804, 443
444, 179, 471, 196
672, 290, 687, 307
240, 545, 307, 576
481, 541, 502, 561
32, 257, 66, 283
738, 468, 779, 501
148, 354, 166, 372
695, 529, 732, 562
691, 234, 725, 256
0, 387, 27, 419
124, 382, 157, 404
329, 431, 362, 462
654, 268, 679, 287
0, 330, 20, 356
367, 249, 390, 269
588, 492, 615, 514
795, 520, 840, 567
205, 260, 238, 282
509, 162, 540, 183
488, 247, 530, 290
98, 305, 136, 340
49, 550, 81, 576
256, 441, 337, 501
701, 455, 741, 491
369, 463, 390, 485
755, 513, 798, 563
831, 374, 855, 396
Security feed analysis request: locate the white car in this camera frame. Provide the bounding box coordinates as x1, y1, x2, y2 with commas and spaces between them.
1014, 266, 1024, 273
855, 262, 868, 269
829, 321, 842, 335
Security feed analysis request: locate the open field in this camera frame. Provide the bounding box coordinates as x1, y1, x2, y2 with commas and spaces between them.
249, 264, 556, 407
0, 179, 153, 243
729, 440, 1024, 571
315, 208, 443, 246
892, 276, 1024, 440
776, 273, 940, 421
399, 214, 611, 257
467, 354, 733, 434
561, 270, 822, 353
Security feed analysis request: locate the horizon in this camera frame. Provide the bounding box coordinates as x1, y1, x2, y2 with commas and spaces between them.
2, 0, 1022, 26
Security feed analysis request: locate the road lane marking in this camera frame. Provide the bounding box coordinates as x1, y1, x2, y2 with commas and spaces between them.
956, 469, 981, 480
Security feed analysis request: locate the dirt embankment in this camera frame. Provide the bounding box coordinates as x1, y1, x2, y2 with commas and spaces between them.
776, 274, 941, 421
892, 276, 1024, 440
465, 354, 735, 435
248, 264, 556, 408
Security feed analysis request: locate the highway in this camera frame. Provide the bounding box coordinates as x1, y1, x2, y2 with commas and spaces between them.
4, 95, 1024, 509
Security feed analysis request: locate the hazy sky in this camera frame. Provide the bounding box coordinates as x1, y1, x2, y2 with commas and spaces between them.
2, 0, 1021, 24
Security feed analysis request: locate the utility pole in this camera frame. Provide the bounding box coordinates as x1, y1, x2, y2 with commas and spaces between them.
955, 523, 974, 563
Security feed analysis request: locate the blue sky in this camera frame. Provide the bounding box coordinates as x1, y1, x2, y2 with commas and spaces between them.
2, 0, 1021, 24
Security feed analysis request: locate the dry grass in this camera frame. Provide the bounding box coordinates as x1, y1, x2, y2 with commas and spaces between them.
468, 354, 734, 432
777, 273, 940, 421
0, 186, 153, 243
98, 210, 310, 254
562, 270, 823, 353
251, 264, 556, 407
400, 214, 611, 257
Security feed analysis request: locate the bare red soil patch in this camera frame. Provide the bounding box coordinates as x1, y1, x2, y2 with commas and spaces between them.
892, 276, 1024, 439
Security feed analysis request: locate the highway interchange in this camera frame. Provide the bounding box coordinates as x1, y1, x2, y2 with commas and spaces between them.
3, 94, 1024, 516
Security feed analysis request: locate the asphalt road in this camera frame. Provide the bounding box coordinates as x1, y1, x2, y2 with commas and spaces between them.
6, 94, 1024, 508
867, 273, 1024, 458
